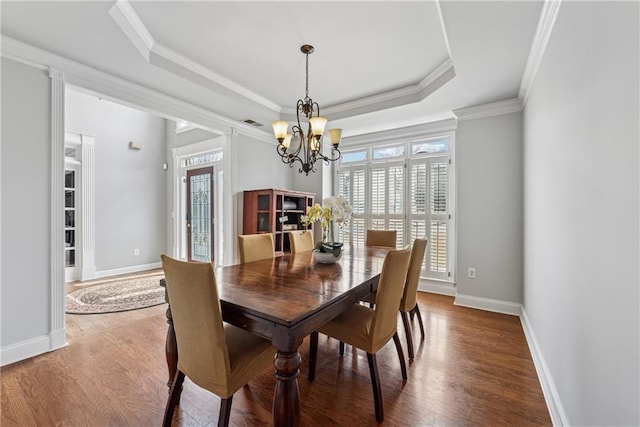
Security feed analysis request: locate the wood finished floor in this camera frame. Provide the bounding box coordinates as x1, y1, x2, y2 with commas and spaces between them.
1, 292, 551, 426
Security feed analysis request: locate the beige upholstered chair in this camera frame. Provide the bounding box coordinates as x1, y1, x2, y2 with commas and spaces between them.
161, 255, 275, 427
309, 247, 411, 422
238, 233, 274, 263
365, 229, 397, 248
399, 238, 428, 360
288, 230, 314, 253
361, 238, 428, 359
360, 229, 397, 309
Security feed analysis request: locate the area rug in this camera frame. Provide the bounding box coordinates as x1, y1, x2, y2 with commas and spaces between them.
65, 274, 166, 314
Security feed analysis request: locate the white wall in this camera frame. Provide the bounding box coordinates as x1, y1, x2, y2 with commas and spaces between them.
456, 112, 523, 306
1, 58, 51, 349
523, 2, 639, 425
66, 89, 167, 273
236, 134, 291, 191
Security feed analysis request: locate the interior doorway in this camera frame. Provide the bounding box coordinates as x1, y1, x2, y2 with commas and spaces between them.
186, 166, 214, 262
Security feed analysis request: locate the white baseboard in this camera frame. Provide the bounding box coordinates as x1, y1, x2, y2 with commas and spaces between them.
94, 262, 162, 279
418, 279, 456, 296
1, 333, 68, 367
49, 328, 67, 350
454, 293, 522, 316
520, 308, 569, 426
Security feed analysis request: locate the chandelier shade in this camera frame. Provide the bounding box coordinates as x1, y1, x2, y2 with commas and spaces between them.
272, 44, 342, 175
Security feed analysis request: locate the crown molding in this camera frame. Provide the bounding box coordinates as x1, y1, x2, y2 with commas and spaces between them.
281, 58, 456, 122
342, 118, 457, 147
453, 98, 523, 121
108, 0, 153, 61
0, 36, 273, 143
109, 0, 281, 113
518, 0, 563, 104
111, 0, 454, 122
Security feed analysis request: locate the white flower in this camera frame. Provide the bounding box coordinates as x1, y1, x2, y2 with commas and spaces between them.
322, 196, 352, 226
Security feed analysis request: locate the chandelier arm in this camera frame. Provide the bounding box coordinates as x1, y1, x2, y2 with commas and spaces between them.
315, 148, 341, 162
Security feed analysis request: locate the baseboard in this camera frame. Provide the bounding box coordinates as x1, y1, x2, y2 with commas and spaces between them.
1, 334, 66, 367
454, 293, 522, 316
418, 279, 456, 296
49, 328, 67, 350
94, 262, 162, 279
520, 308, 569, 426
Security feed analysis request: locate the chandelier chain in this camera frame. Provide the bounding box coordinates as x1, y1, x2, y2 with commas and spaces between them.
305, 51, 309, 101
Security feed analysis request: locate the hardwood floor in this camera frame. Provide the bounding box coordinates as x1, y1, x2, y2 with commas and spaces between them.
1, 293, 551, 426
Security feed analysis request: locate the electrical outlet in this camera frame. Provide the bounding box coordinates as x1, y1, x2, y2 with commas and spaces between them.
134, 248, 140, 256
467, 267, 476, 279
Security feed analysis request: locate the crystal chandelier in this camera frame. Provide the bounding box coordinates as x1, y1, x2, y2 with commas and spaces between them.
272, 45, 342, 175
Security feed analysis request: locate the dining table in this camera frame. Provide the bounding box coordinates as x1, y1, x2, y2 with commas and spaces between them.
160, 245, 391, 427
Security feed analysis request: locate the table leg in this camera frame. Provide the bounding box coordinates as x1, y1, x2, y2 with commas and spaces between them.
273, 350, 301, 427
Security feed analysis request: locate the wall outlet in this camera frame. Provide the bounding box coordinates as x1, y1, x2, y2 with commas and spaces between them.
134, 248, 140, 256
467, 267, 476, 279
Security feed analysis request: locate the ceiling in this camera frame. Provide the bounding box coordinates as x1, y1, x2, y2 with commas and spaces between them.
1, 1, 543, 136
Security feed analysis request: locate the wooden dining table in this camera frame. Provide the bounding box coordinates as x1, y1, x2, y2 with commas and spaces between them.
161, 245, 390, 427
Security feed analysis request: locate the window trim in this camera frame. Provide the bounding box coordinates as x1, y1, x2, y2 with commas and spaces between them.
334, 130, 456, 283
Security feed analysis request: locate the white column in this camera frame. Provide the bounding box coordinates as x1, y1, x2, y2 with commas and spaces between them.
49, 67, 66, 350
225, 128, 238, 265
80, 135, 96, 279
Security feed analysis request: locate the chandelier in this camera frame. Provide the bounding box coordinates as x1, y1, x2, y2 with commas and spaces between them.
272, 44, 342, 175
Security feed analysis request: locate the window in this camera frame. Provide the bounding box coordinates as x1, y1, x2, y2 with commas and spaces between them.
337, 166, 367, 246
337, 134, 454, 281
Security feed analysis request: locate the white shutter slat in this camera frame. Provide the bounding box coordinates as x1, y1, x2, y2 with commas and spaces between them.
429, 220, 447, 273
371, 168, 385, 215
430, 161, 448, 214
388, 166, 404, 215
411, 164, 427, 215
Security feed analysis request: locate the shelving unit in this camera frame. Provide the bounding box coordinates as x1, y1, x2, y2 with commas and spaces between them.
64, 170, 76, 269
243, 189, 315, 256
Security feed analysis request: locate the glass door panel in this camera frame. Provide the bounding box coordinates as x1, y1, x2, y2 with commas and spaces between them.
186, 167, 214, 262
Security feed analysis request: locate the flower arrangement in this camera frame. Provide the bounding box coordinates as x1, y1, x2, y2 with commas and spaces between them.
301, 196, 352, 256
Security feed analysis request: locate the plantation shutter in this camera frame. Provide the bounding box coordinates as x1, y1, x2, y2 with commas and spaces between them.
338, 167, 366, 246
409, 156, 450, 279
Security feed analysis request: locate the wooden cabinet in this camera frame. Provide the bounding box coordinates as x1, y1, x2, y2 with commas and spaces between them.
243, 189, 315, 255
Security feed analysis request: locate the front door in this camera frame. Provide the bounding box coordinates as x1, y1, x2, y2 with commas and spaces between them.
186, 167, 214, 262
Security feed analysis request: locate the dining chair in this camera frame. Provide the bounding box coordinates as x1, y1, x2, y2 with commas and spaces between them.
288, 230, 314, 253
160, 255, 276, 427
237, 233, 274, 263
399, 238, 428, 360
308, 247, 411, 422
365, 229, 397, 248
362, 238, 428, 359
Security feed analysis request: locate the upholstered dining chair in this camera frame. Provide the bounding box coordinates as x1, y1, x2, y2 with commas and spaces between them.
238, 233, 274, 263
365, 229, 397, 248
399, 238, 428, 361
288, 230, 314, 253
308, 247, 411, 422
361, 238, 428, 359
160, 255, 275, 427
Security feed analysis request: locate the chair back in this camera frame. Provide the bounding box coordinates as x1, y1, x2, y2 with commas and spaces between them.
161, 255, 231, 392
365, 229, 397, 248
238, 233, 274, 263
371, 247, 411, 349
400, 239, 428, 312
288, 230, 314, 253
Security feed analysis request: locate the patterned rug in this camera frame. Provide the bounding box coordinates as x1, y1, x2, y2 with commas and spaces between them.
65, 274, 166, 314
